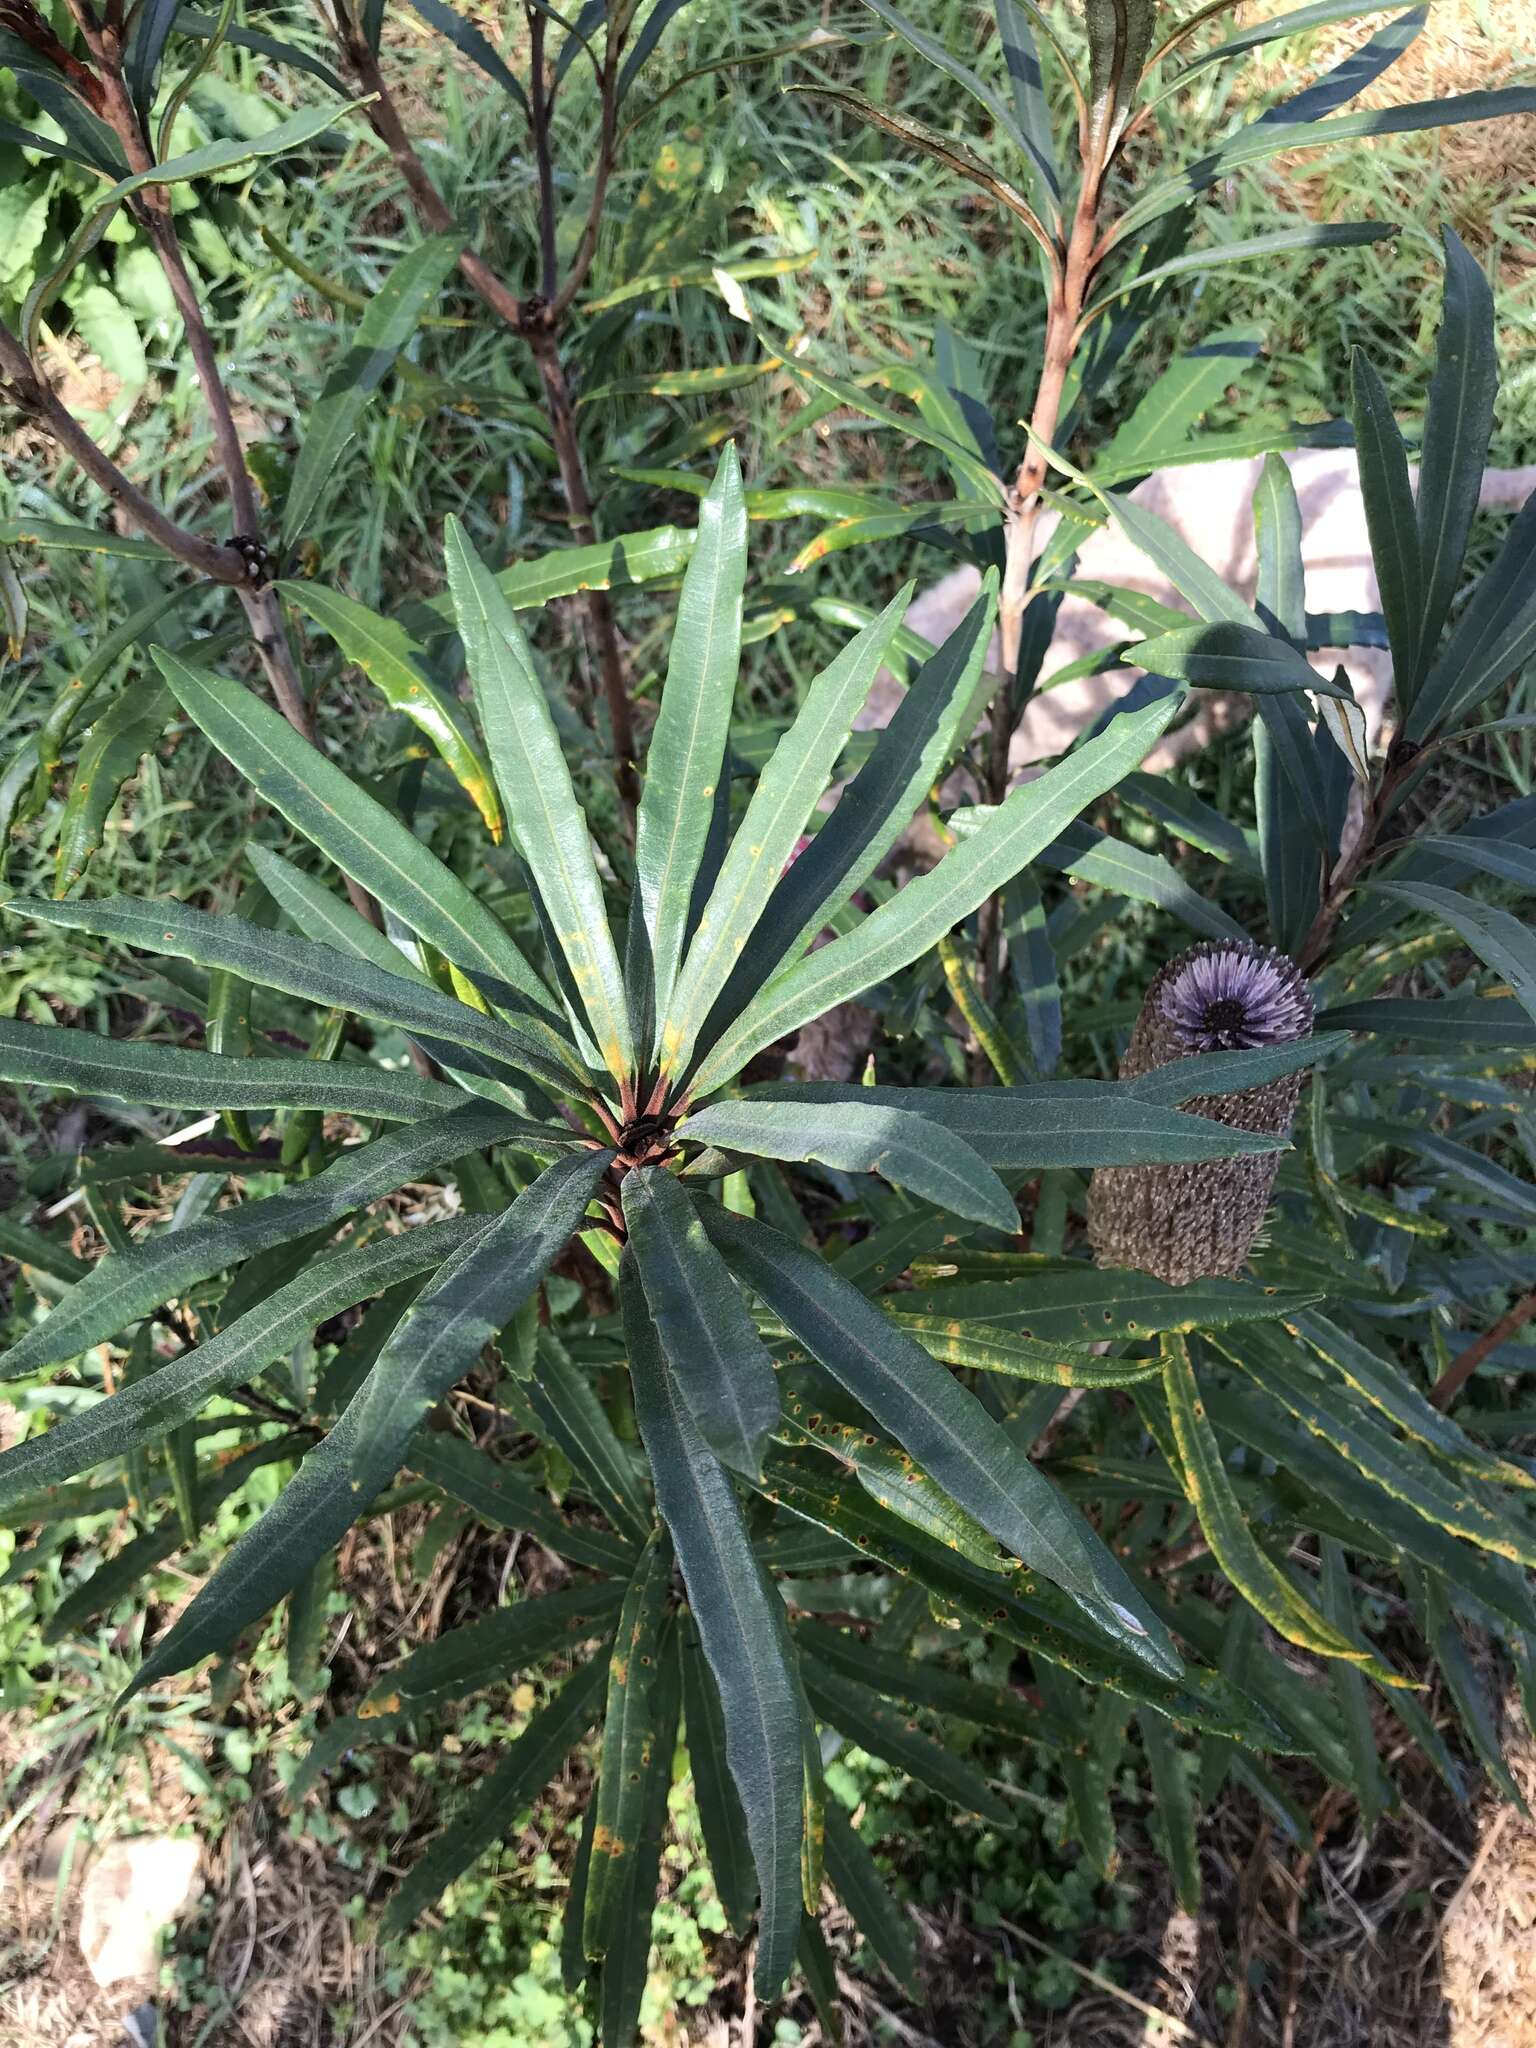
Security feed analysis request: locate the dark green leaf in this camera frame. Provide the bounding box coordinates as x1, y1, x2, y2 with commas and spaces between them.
0, 1017, 454, 1122
690, 690, 1183, 1093
678, 1099, 1017, 1234
362, 1581, 625, 1715
0, 1102, 527, 1380
446, 518, 633, 1081
663, 587, 910, 1071
622, 1166, 779, 1477
634, 447, 747, 1031
1404, 490, 1536, 742
697, 581, 995, 1050
702, 1203, 1178, 1672
156, 657, 569, 1050
1364, 879, 1536, 1028
801, 1657, 1011, 1822
403, 0, 528, 110
407, 1432, 638, 1573
121, 1148, 612, 1691
0, 1220, 482, 1505
526, 1330, 653, 1547
585, 1531, 674, 1959
382, 1655, 612, 1934
1414, 228, 1498, 685
621, 1254, 803, 1997
283, 235, 465, 545
13, 895, 580, 1101
681, 1633, 756, 1934
743, 1080, 1288, 1167
1132, 620, 1348, 697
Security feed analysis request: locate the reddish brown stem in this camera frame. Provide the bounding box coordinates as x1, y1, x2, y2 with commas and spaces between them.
0, 322, 242, 581
1429, 1289, 1536, 1412
1293, 752, 1415, 975
526, 4, 558, 302
977, 163, 1105, 1011
526, 326, 640, 816
338, 22, 639, 829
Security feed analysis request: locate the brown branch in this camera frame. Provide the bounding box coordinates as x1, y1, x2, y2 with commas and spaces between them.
545, 29, 617, 323
341, 33, 526, 329
525, 326, 639, 813
1429, 1288, 1536, 1412
333, 17, 639, 826
73, 9, 263, 538
1293, 747, 1417, 975
976, 164, 1105, 1012
0, 320, 243, 583
527, 3, 558, 303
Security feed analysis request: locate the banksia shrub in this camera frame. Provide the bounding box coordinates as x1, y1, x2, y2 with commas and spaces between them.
1087, 941, 1315, 1286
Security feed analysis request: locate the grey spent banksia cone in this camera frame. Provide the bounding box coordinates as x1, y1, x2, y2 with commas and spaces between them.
1087, 940, 1314, 1286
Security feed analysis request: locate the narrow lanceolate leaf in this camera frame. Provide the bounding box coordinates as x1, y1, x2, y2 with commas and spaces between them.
362, 1581, 625, 1718
1230, 1326, 1536, 1570
776, 1384, 1007, 1572
897, 1317, 1160, 1388
1082, 222, 1399, 324
124, 1148, 613, 1692
402, 0, 529, 111
1365, 879, 1536, 1028
0, 1101, 526, 1380
1404, 490, 1536, 742
1137, 1709, 1201, 1913
621, 1255, 803, 1998
599, 1629, 683, 2048
622, 1166, 780, 1478
681, 1635, 757, 1935
1082, 0, 1154, 143
636, 446, 748, 1034
1293, 1310, 1536, 1492
445, 518, 633, 1083
801, 1659, 1012, 1822
1132, 622, 1349, 699
857, 0, 1037, 178
699, 580, 996, 1051
824, 1803, 920, 1995
743, 1079, 1287, 1166
0, 1220, 483, 1506
282, 234, 465, 545
1114, 86, 1536, 246
689, 690, 1182, 1094
155, 657, 568, 1047
701, 1204, 1178, 1675
243, 847, 545, 1112
896, 1269, 1316, 1347
663, 587, 911, 1072
0, 1016, 464, 1119
1415, 227, 1498, 685
382, 1655, 611, 1935
280, 582, 502, 836
527, 1331, 654, 1546
678, 1099, 1017, 1235
1160, 1335, 1400, 1682
584, 1530, 674, 1960
12, 896, 580, 1099
1350, 347, 1422, 694
54, 680, 174, 892
786, 87, 1053, 260
408, 1432, 638, 1575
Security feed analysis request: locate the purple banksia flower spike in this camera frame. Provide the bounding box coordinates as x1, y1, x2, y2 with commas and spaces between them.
1087, 940, 1314, 1286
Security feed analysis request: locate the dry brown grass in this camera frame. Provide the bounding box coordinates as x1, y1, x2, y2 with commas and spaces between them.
1243, 0, 1536, 221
